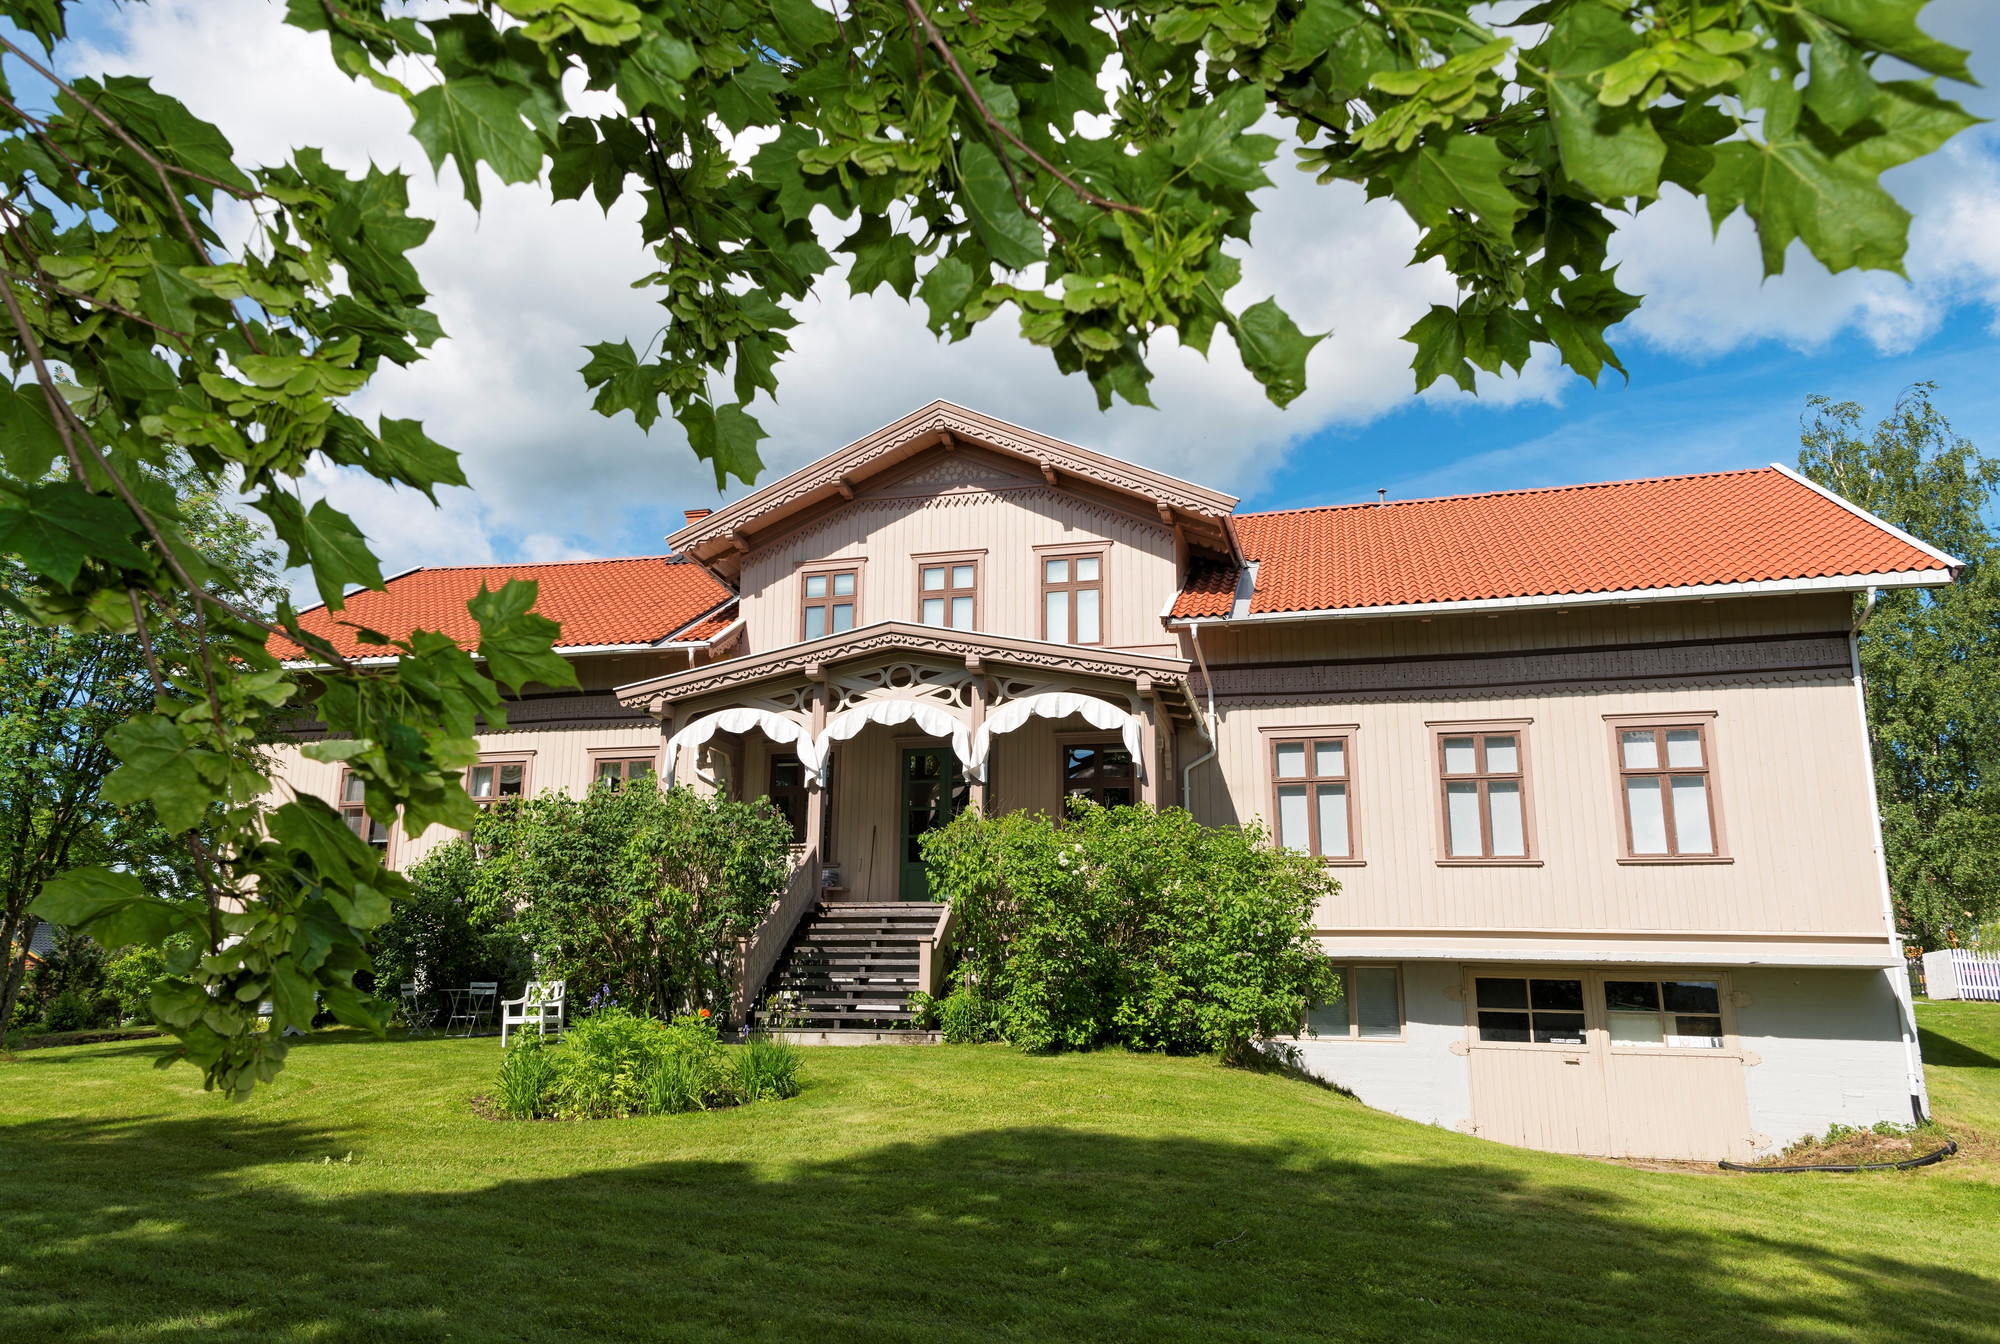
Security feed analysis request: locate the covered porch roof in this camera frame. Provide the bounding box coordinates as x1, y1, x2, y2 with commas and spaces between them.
613, 620, 1196, 722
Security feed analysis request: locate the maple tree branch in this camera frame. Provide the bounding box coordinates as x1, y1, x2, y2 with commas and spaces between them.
905, 0, 1146, 220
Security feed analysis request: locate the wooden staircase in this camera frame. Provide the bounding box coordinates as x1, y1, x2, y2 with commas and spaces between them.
757, 902, 943, 1030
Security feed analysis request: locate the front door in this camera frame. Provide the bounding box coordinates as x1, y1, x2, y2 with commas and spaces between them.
899, 747, 966, 901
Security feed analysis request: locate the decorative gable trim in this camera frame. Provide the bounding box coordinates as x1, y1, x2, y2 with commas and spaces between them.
668, 402, 1238, 567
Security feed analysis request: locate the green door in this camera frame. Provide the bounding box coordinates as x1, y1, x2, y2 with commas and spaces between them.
899, 748, 967, 901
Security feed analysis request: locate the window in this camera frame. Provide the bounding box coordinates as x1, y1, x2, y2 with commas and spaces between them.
919, 560, 978, 631
1042, 553, 1102, 644
1604, 978, 1725, 1048
1306, 966, 1402, 1039
1474, 976, 1586, 1044
768, 753, 809, 844
1271, 735, 1352, 859
1617, 725, 1716, 857
1437, 728, 1531, 860
1063, 743, 1133, 807
802, 568, 858, 640
339, 771, 389, 852
467, 760, 525, 807
593, 757, 655, 790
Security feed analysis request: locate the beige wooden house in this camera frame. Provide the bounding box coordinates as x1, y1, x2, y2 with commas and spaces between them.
270, 401, 1957, 1163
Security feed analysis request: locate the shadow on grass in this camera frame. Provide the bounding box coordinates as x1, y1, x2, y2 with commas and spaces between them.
1920, 1022, 2000, 1071
2, 1110, 1996, 1344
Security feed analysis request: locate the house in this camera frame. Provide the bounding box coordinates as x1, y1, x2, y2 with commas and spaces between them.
268, 401, 1955, 1163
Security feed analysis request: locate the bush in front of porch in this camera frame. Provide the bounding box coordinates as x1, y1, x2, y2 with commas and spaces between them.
921, 804, 1339, 1056
392, 781, 794, 1021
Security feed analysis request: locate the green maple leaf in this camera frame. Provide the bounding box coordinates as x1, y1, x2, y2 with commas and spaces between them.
1532, 6, 1665, 201
839, 214, 919, 299
1802, 0, 1973, 83
1700, 136, 1908, 276
469, 578, 578, 694
0, 382, 68, 481
28, 866, 204, 951
1169, 84, 1278, 193
409, 76, 545, 209
958, 141, 1046, 271
679, 400, 769, 490
374, 417, 467, 500
250, 492, 384, 611
0, 480, 150, 586
1386, 134, 1525, 244
1231, 299, 1325, 408
100, 714, 224, 833
579, 339, 675, 430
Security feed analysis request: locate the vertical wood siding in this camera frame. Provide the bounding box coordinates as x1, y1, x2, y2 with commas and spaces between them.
735, 448, 1179, 655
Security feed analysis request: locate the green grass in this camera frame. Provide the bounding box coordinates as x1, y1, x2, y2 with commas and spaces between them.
1, 1008, 1996, 1344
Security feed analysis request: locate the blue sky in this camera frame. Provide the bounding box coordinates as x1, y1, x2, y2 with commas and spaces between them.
1246, 305, 2000, 514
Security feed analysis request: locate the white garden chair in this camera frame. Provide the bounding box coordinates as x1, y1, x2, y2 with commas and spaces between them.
499, 981, 566, 1045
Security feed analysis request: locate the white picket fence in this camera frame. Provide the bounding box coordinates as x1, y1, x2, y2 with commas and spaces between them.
1922, 949, 2000, 1001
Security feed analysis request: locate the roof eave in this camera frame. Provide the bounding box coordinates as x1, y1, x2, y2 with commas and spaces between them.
1165, 568, 1956, 627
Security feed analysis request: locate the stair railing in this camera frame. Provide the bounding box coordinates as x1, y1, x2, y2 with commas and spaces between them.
736, 846, 821, 1025
917, 901, 958, 998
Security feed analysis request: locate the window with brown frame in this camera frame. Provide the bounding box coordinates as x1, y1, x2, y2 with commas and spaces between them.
1063, 742, 1133, 807
467, 760, 526, 807
1304, 965, 1402, 1039
1616, 725, 1716, 856
338, 770, 390, 852
918, 559, 979, 631
1271, 734, 1352, 859
1042, 553, 1102, 645
801, 567, 858, 640
1437, 729, 1531, 859
767, 752, 809, 844
593, 757, 655, 790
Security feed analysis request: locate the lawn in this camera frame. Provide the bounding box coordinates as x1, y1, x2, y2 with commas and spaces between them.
2, 1006, 1996, 1344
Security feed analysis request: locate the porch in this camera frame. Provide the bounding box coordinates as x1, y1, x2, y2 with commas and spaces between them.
613, 621, 1197, 1019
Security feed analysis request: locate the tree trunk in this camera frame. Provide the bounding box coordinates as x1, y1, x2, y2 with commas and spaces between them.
0, 914, 36, 1038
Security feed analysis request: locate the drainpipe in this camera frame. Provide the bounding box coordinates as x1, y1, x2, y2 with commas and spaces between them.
1851, 600, 1926, 1123
1181, 620, 1220, 806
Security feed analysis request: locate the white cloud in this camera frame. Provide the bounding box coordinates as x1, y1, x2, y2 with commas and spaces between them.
55, 0, 2000, 596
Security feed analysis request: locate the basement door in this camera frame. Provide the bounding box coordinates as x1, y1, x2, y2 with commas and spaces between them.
1465, 967, 1754, 1162
899, 747, 967, 902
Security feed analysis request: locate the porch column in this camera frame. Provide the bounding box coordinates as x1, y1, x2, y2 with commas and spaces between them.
965, 654, 987, 812
804, 668, 827, 863
1135, 675, 1161, 808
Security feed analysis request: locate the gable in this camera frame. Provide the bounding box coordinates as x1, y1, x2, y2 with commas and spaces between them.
671, 401, 1237, 584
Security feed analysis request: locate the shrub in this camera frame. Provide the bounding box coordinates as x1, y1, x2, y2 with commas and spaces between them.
372, 840, 526, 1003
921, 802, 1340, 1055
490, 780, 795, 1021
493, 1008, 781, 1120
936, 986, 998, 1044
496, 1036, 559, 1119
733, 1036, 803, 1101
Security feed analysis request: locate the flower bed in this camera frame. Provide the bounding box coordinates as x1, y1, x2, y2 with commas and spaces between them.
494, 1008, 802, 1120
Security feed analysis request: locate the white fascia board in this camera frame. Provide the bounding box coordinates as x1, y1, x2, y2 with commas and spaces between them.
1767, 461, 1966, 571
1315, 940, 1903, 969
1163, 568, 1954, 628
280, 640, 697, 672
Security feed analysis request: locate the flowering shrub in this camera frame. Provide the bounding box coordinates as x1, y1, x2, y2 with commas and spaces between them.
921, 802, 1339, 1055
493, 1008, 803, 1120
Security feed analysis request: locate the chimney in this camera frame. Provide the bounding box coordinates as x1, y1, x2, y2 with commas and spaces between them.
683, 508, 712, 526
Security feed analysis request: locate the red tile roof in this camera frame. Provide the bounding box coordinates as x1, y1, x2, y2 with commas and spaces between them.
271, 556, 735, 661
1172, 467, 1953, 619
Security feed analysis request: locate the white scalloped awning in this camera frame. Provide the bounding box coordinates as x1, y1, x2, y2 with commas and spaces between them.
968, 692, 1143, 782
813, 700, 972, 784
662, 708, 820, 787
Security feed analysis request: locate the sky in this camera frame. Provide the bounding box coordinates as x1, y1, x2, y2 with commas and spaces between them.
34, 1, 2000, 588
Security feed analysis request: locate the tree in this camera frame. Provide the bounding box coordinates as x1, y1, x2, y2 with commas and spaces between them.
490, 780, 794, 1019
0, 1, 1978, 1094
1798, 385, 2000, 950
0, 466, 282, 1036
